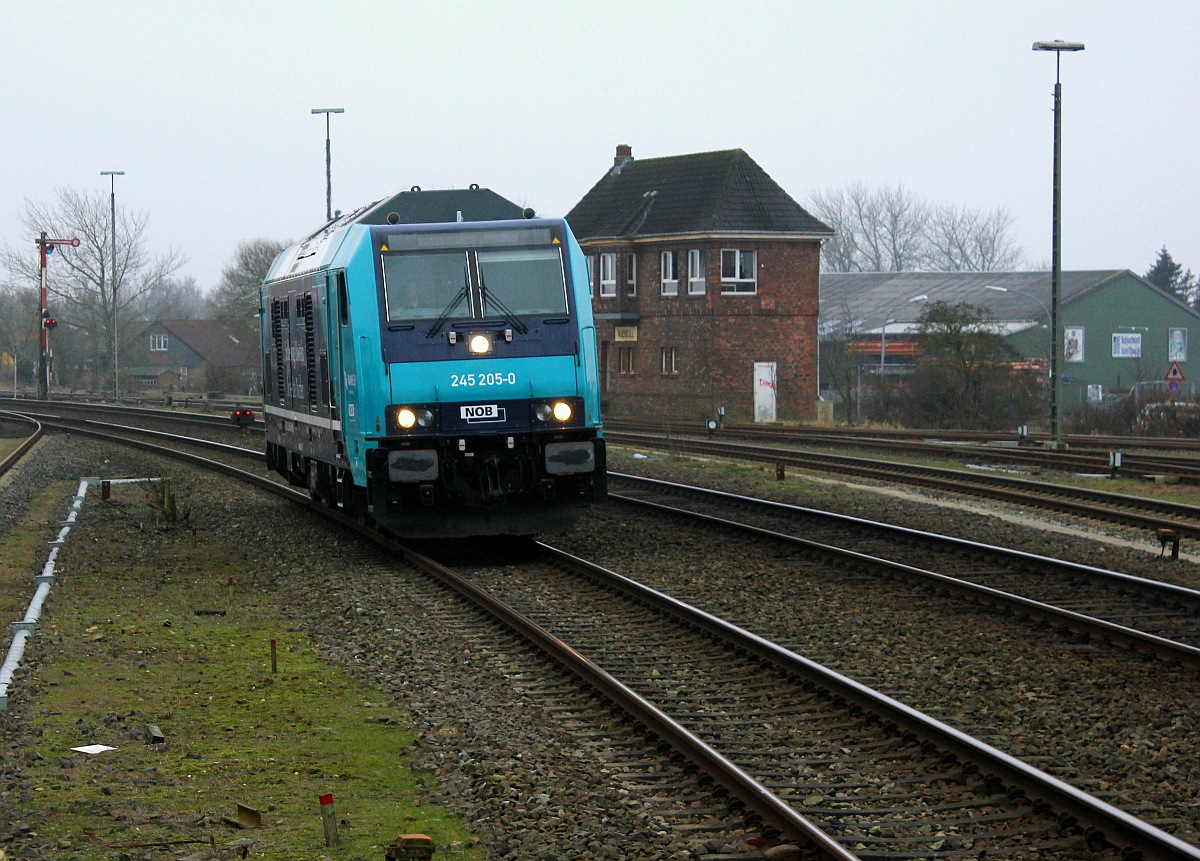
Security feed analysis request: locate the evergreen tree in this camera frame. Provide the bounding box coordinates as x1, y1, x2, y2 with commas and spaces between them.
1144, 245, 1195, 302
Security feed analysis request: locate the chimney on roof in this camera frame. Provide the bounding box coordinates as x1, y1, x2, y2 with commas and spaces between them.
612, 144, 633, 175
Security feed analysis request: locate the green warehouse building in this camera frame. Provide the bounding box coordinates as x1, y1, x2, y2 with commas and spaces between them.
820, 270, 1200, 405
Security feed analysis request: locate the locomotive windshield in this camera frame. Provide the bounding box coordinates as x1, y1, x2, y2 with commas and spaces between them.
383, 242, 568, 323
384, 251, 468, 320
478, 248, 567, 316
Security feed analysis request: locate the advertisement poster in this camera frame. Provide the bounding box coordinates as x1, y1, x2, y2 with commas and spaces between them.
1064, 327, 1084, 362
1112, 332, 1142, 358
1169, 328, 1187, 362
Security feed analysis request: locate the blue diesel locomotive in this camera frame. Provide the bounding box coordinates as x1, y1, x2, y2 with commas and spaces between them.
261, 188, 606, 538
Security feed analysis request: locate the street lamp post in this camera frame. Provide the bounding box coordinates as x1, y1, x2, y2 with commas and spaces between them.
311, 108, 345, 221
879, 294, 928, 373
984, 284, 1051, 338
101, 170, 124, 400
1033, 39, 1084, 448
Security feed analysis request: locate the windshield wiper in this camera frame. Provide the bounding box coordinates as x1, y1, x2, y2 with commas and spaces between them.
479, 273, 529, 335
426, 263, 471, 338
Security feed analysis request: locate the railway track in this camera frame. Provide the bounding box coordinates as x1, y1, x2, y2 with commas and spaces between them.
605, 430, 1200, 543
609, 473, 1200, 666
442, 543, 1199, 860
12, 400, 1200, 543
607, 418, 1200, 474
4, 411, 1199, 858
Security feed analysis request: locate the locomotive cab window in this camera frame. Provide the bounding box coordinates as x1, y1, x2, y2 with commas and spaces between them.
478, 248, 567, 316
382, 235, 568, 323
384, 251, 468, 322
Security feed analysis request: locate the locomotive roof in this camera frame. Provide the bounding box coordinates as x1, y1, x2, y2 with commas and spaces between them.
356, 187, 527, 225
266, 187, 531, 282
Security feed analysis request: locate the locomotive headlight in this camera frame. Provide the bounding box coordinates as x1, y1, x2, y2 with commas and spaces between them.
394, 406, 436, 431
468, 334, 491, 354
552, 401, 573, 422
534, 403, 553, 422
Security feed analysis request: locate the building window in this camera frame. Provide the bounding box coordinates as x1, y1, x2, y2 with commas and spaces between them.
721, 248, 757, 293
661, 251, 679, 296
618, 346, 636, 374
625, 253, 637, 296
151, 334, 168, 352
586, 255, 596, 296
599, 252, 617, 297
661, 346, 678, 374
688, 249, 705, 295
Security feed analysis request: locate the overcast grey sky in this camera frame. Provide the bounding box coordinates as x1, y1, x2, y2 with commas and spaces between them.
3, 1, 1198, 293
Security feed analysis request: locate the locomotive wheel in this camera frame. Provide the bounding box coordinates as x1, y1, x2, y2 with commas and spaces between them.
307, 464, 324, 504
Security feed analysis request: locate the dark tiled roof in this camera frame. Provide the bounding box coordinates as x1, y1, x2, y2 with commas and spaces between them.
357, 187, 526, 225
566, 148, 833, 241
160, 319, 258, 368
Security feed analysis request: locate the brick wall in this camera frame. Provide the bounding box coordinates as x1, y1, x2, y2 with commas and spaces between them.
588, 238, 822, 423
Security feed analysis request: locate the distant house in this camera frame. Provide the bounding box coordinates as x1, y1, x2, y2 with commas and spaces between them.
566, 145, 833, 423
819, 270, 1200, 403
122, 319, 260, 396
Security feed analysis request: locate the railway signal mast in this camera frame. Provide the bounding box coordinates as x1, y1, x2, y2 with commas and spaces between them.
34, 232, 79, 400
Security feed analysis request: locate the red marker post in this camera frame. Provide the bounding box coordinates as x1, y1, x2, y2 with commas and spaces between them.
319, 793, 339, 846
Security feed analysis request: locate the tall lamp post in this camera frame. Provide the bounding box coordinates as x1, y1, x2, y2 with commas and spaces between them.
311, 107, 344, 221
1033, 39, 1084, 448
101, 170, 124, 400
879, 294, 928, 372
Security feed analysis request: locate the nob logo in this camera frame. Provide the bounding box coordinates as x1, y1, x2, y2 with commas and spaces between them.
461, 404, 504, 423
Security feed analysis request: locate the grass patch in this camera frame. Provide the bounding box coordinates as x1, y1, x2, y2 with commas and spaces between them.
11, 480, 483, 860
0, 482, 74, 631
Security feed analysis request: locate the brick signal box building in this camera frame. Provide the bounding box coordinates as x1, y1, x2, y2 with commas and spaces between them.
567, 146, 831, 423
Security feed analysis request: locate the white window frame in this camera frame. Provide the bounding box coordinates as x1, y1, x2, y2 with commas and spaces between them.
687, 249, 705, 295
586, 255, 596, 296
150, 334, 169, 352
660, 251, 679, 296
599, 252, 617, 297
661, 345, 678, 374
618, 345, 636, 374
625, 253, 637, 296
721, 248, 758, 294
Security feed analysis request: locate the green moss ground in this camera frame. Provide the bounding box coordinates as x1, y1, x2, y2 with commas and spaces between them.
5, 480, 483, 860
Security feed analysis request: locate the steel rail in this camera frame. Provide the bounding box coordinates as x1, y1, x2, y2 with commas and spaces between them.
613, 471, 1200, 607
0, 411, 44, 473
12, 402, 265, 433
534, 542, 1200, 861
606, 430, 1200, 539
607, 419, 1200, 482
607, 418, 1200, 454
607, 473, 1200, 670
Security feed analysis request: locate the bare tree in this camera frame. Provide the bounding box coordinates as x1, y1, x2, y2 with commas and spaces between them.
809, 183, 1025, 273
149, 275, 207, 320
925, 205, 1024, 271
0, 188, 186, 390
818, 300, 867, 424
808, 187, 861, 273
207, 238, 288, 342
810, 182, 929, 272
0, 283, 39, 390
